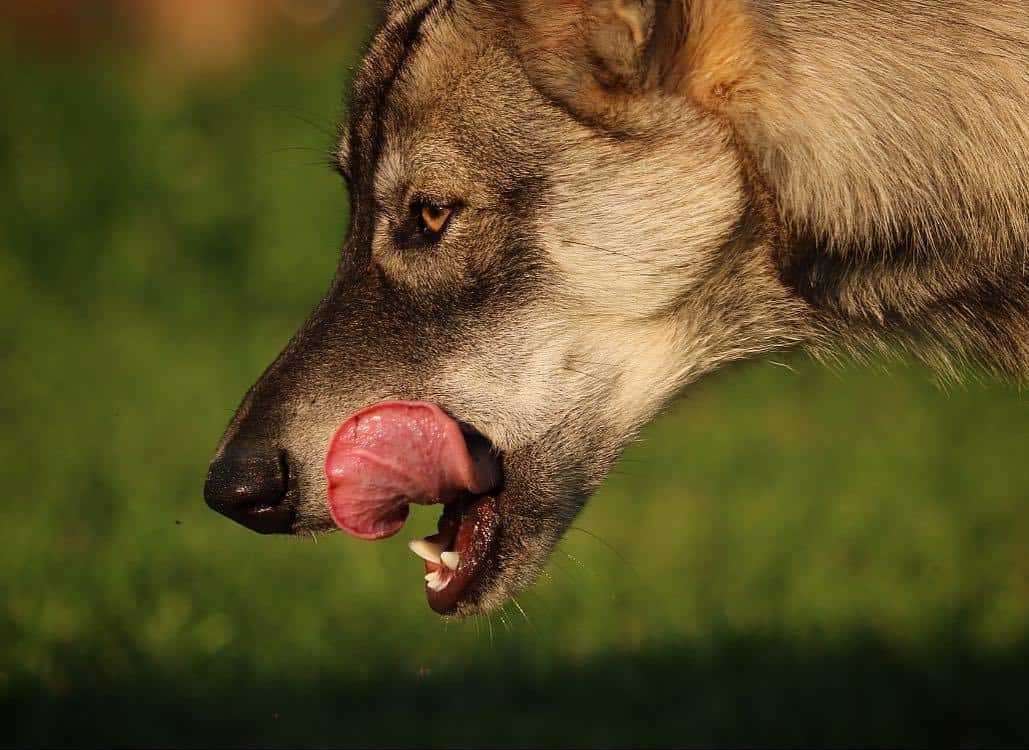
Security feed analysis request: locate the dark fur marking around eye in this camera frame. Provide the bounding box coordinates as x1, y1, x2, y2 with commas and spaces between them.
393, 201, 455, 249
340, 0, 456, 257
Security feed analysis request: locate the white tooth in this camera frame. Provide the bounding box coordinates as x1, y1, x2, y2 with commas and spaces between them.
408, 540, 442, 564
440, 551, 460, 571
425, 571, 441, 585
427, 575, 449, 593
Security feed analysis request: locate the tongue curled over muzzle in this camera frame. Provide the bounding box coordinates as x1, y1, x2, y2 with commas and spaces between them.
325, 401, 500, 540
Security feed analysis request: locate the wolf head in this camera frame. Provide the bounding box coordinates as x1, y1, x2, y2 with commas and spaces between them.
204, 0, 813, 615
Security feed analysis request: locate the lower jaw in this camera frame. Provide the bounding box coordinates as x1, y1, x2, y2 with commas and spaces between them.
421, 495, 500, 615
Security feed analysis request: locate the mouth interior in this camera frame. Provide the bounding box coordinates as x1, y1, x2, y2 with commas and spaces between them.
409, 492, 500, 615
324, 400, 502, 614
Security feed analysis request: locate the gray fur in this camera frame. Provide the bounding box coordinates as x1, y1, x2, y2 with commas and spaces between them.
211, 0, 1029, 615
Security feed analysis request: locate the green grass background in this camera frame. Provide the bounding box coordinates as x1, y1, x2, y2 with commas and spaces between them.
2, 28, 1029, 748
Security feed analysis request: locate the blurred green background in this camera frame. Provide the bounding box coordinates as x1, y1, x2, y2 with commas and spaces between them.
2, 2, 1029, 746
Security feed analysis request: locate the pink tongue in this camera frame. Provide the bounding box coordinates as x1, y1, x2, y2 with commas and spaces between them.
325, 401, 498, 540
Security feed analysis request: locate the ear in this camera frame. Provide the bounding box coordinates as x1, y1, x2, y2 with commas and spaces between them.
511, 0, 758, 123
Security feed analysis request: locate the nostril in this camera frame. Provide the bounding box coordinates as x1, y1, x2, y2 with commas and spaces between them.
204, 445, 295, 534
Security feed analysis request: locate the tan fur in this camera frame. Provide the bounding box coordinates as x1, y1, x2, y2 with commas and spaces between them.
743, 2, 1029, 262
212, 0, 1029, 616
673, 0, 761, 111
510, 0, 1029, 373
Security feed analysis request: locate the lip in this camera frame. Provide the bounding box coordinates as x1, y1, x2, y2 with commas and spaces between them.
322, 399, 506, 613
410, 494, 501, 615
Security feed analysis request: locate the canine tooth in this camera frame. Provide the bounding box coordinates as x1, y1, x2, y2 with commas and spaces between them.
427, 574, 449, 593
440, 551, 460, 570
425, 571, 441, 585
409, 540, 443, 564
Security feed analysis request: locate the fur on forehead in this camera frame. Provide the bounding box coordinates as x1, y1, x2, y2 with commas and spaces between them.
371, 33, 554, 206
382, 0, 437, 19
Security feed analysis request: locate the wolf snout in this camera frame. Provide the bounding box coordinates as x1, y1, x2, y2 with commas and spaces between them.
204, 442, 296, 534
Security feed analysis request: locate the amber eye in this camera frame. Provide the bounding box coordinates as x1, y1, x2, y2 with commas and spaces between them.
399, 201, 457, 249
417, 203, 453, 237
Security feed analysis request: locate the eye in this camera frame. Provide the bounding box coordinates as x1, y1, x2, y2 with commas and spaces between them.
413, 202, 454, 241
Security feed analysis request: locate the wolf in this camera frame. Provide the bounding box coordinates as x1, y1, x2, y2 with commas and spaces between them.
204, 0, 1029, 616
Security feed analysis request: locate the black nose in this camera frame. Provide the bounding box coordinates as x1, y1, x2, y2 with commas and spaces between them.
204, 444, 295, 534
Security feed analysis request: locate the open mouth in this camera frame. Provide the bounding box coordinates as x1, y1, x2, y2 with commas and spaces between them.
324, 400, 503, 614
409, 494, 500, 614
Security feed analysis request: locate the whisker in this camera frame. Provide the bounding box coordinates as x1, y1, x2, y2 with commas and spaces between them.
560, 548, 589, 573
268, 145, 332, 155
274, 106, 336, 139
567, 526, 641, 580
547, 556, 580, 583
609, 470, 645, 481
497, 607, 513, 634
768, 359, 798, 373
510, 595, 534, 631
562, 239, 667, 272
561, 365, 616, 389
